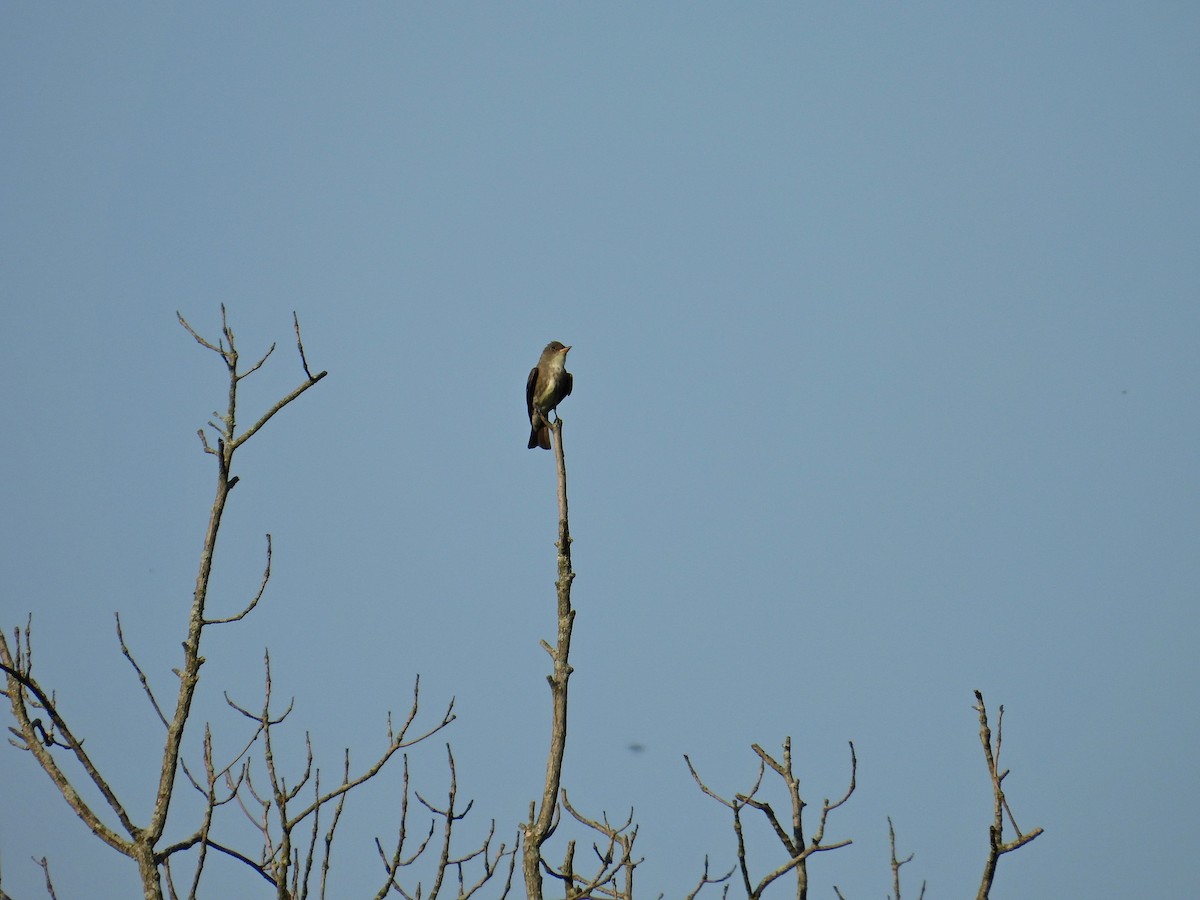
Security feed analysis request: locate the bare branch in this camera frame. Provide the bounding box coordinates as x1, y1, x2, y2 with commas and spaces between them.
176, 724, 224, 900
0, 627, 136, 854
115, 613, 169, 728
288, 705, 454, 830
974, 690, 1044, 900
522, 415, 579, 900
294, 312, 316, 380
298, 765, 325, 900
550, 791, 642, 900
198, 840, 276, 886
684, 855, 734, 900
203, 534, 272, 626
34, 856, 58, 900
230, 372, 327, 451
373, 749, 512, 900
176, 311, 227, 357
1, 311, 333, 900
373, 754, 438, 900
887, 816, 919, 900
684, 754, 764, 810
237, 342, 276, 381
687, 738, 854, 900
811, 742, 857, 847
318, 754, 352, 900
217, 654, 457, 896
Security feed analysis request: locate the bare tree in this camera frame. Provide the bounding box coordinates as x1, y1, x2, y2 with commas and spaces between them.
1, 313, 1047, 899
0, 309, 504, 899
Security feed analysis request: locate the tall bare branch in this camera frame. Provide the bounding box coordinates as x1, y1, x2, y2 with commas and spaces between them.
522, 416, 578, 900
974, 690, 1043, 900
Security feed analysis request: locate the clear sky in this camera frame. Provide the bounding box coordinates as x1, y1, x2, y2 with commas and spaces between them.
2, 4, 1197, 898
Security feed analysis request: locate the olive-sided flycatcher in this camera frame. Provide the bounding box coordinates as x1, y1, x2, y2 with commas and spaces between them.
526, 341, 573, 449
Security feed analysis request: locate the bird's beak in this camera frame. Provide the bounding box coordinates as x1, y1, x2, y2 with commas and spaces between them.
561, 345, 572, 354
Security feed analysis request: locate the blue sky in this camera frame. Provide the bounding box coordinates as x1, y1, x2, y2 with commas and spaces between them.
2, 4, 1197, 898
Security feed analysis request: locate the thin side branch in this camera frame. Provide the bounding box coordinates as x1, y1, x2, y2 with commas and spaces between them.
203, 535, 273, 625
683, 855, 734, 900
116, 613, 169, 728
887, 817, 924, 900
230, 372, 327, 451
294, 312, 315, 380
34, 857, 59, 900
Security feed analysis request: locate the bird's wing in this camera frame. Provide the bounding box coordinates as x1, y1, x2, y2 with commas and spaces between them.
526, 366, 539, 419
562, 371, 573, 398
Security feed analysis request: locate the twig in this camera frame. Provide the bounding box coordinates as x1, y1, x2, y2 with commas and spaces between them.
115, 613, 169, 728
372, 750, 513, 900
203, 535, 272, 625
294, 312, 315, 380
683, 855, 734, 900
33, 856, 58, 900
887, 816, 920, 900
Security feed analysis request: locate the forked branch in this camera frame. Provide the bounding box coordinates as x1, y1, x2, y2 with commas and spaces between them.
219, 654, 457, 895
373, 748, 517, 900
883, 817, 925, 900
974, 690, 1043, 900
541, 791, 642, 900
686, 738, 855, 900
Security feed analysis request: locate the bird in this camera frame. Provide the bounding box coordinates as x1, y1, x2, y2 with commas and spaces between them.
526, 341, 573, 449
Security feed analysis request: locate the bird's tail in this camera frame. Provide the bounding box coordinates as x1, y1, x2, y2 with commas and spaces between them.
528, 423, 551, 450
